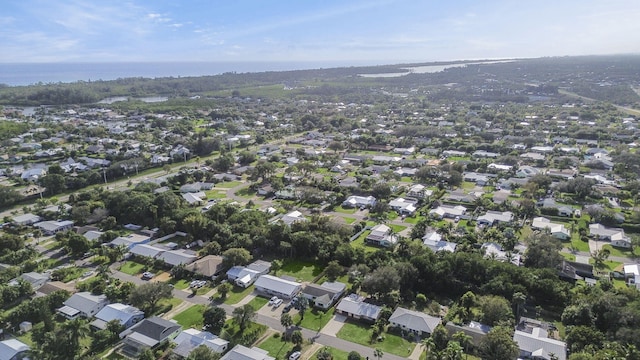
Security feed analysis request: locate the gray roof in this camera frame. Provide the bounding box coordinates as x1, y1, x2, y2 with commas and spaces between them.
185, 255, 225, 277
94, 303, 143, 327
254, 275, 301, 297
336, 296, 381, 320
514, 329, 567, 360
0, 339, 29, 360
220, 345, 275, 360
389, 307, 441, 334
122, 316, 181, 345
172, 328, 229, 357
63, 291, 107, 314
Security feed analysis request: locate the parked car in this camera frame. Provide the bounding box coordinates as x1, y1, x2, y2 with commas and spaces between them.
273, 298, 283, 308
282, 304, 292, 313
289, 351, 301, 360
141, 272, 154, 280
190, 280, 207, 288
268, 296, 279, 306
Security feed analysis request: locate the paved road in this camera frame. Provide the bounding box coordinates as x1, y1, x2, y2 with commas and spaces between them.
108, 265, 410, 360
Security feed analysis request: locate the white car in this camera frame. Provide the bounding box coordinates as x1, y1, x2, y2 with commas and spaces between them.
272, 298, 283, 308
289, 351, 301, 360
268, 296, 279, 306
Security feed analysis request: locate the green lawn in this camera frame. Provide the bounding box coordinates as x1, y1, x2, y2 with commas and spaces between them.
560, 252, 576, 261
169, 279, 190, 290
280, 260, 323, 282
172, 304, 206, 329
215, 180, 243, 188
258, 334, 297, 360
221, 319, 268, 347
223, 285, 255, 305
404, 216, 424, 224
334, 206, 357, 214
205, 190, 228, 200
118, 261, 145, 275
389, 224, 407, 233
336, 321, 415, 357
293, 308, 335, 332
247, 296, 269, 311
601, 244, 640, 258
342, 217, 356, 224
313, 346, 351, 360
351, 230, 388, 253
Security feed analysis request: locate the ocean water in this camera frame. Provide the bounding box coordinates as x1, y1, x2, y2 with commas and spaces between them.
0, 61, 360, 86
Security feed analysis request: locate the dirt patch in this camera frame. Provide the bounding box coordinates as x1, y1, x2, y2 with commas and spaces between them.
152, 272, 172, 282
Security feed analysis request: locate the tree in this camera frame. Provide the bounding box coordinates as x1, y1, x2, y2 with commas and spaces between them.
328, 141, 345, 154
452, 331, 472, 356
316, 347, 333, 360
203, 306, 227, 333
478, 326, 519, 360
512, 292, 527, 322
187, 344, 222, 360
232, 304, 256, 334
291, 329, 304, 346
442, 341, 464, 360
222, 248, 252, 268
217, 282, 232, 300
480, 296, 514, 326
347, 351, 362, 360
281, 313, 293, 329
39, 173, 66, 195
61, 318, 90, 354
65, 232, 91, 257
362, 265, 400, 297
591, 249, 610, 270
128, 282, 173, 314
524, 233, 563, 269
297, 297, 309, 320
138, 348, 155, 360
238, 151, 257, 166
431, 324, 450, 352
271, 259, 283, 275
324, 260, 343, 282
565, 325, 605, 354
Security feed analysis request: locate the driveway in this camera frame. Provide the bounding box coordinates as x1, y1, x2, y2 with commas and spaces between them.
320, 314, 346, 336
257, 299, 286, 320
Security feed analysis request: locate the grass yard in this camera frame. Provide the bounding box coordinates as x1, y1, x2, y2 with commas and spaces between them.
293, 308, 335, 332
560, 252, 576, 261
334, 206, 357, 214
258, 334, 297, 360
342, 217, 356, 224
169, 279, 190, 290
223, 285, 255, 305
389, 224, 407, 233
313, 346, 351, 360
205, 190, 228, 199
215, 180, 243, 188
247, 296, 269, 311
351, 230, 387, 253
602, 244, 640, 258
221, 319, 268, 346
172, 304, 206, 329
280, 260, 323, 282
404, 216, 424, 224
336, 321, 415, 357
118, 261, 145, 275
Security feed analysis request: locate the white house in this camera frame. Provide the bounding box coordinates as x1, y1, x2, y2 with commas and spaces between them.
300, 282, 346, 309
254, 275, 302, 299
407, 184, 432, 199
342, 195, 376, 208
589, 224, 631, 248
0, 339, 30, 360
280, 210, 307, 226
172, 328, 229, 358
389, 197, 417, 215
531, 217, 570, 240
513, 328, 567, 360
335, 294, 381, 322
429, 205, 467, 219
58, 291, 109, 319
366, 224, 398, 247
33, 220, 74, 235
422, 231, 457, 253
220, 345, 275, 360
158, 249, 198, 266
482, 243, 521, 266
477, 211, 514, 226
91, 303, 144, 330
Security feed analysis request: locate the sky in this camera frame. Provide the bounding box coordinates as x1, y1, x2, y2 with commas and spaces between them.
1, 0, 640, 65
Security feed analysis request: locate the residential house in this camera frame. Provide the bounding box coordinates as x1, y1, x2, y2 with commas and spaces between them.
422, 231, 457, 253
109, 233, 151, 250
300, 282, 346, 309
220, 345, 275, 360
182, 192, 206, 206
388, 307, 441, 337
389, 198, 418, 215
342, 195, 376, 208
11, 213, 42, 226
559, 260, 594, 283
482, 243, 521, 265
446, 191, 477, 203
185, 255, 225, 280
0, 339, 30, 360
280, 210, 307, 226
589, 224, 631, 248
463, 172, 492, 186
158, 249, 198, 266
429, 205, 467, 219
477, 211, 514, 226
366, 224, 398, 247
130, 244, 165, 259
254, 275, 302, 299
83, 230, 104, 242
472, 150, 500, 158
10, 271, 49, 290
172, 328, 229, 358
20, 168, 46, 182
33, 220, 74, 235
513, 327, 567, 360
407, 184, 433, 199
623, 264, 640, 290
335, 294, 381, 322
226, 267, 261, 288
57, 291, 109, 319
531, 217, 570, 240
516, 166, 541, 178
445, 322, 492, 347
90, 303, 144, 330
120, 316, 182, 358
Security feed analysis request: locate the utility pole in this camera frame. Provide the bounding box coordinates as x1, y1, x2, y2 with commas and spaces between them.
102, 167, 107, 184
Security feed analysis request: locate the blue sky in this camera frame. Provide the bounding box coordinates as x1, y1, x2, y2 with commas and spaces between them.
2, 0, 640, 64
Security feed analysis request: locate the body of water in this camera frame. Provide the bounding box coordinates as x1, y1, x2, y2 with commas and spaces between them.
0, 61, 360, 86
359, 60, 516, 78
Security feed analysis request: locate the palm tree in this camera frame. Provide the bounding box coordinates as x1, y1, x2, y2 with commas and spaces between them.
512, 292, 527, 322
452, 331, 472, 359
62, 318, 90, 353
